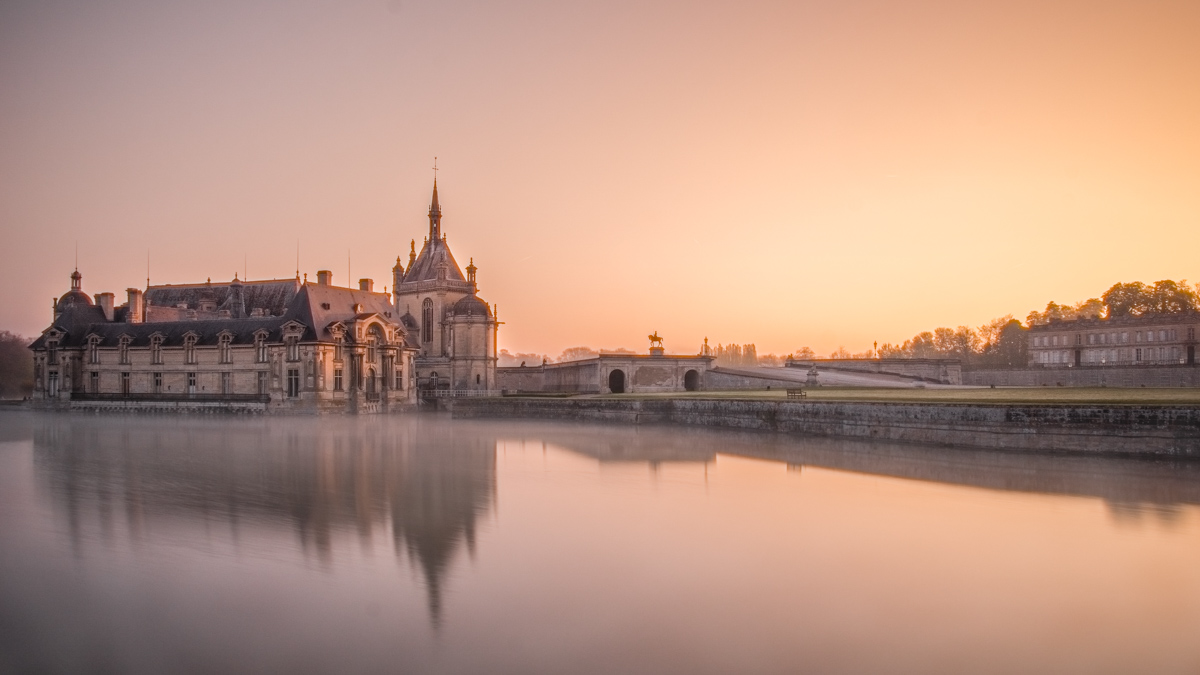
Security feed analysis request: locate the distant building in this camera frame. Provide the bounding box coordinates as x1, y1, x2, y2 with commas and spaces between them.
1027, 314, 1198, 368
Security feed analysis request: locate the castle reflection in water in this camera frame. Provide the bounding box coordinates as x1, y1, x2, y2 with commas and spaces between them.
31, 416, 496, 625
26, 413, 1200, 630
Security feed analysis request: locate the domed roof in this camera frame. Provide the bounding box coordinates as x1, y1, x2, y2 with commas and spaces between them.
57, 270, 93, 308
452, 294, 490, 317
57, 289, 93, 308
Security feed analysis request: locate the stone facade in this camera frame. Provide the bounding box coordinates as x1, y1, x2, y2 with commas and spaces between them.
391, 181, 499, 393
1027, 314, 1198, 368
496, 351, 714, 394
30, 270, 418, 414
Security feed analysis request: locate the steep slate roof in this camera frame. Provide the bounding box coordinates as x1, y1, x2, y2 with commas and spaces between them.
144, 278, 300, 316
298, 283, 400, 342
402, 237, 466, 283
31, 283, 406, 349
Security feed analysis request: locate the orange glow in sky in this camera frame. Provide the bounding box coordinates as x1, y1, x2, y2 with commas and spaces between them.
1, 0, 1197, 356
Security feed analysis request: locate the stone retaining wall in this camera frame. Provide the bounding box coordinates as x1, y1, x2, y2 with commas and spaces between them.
449, 397, 1200, 456
964, 365, 1200, 387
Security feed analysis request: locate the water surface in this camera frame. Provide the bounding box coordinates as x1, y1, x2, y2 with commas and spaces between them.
1, 412, 1199, 674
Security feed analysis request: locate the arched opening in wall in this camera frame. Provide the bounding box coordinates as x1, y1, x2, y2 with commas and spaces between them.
608, 369, 626, 394
684, 369, 700, 391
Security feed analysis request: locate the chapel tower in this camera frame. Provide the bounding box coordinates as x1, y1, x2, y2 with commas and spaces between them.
392, 178, 498, 392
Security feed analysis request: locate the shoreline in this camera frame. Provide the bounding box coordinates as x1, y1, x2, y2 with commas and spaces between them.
447, 396, 1200, 457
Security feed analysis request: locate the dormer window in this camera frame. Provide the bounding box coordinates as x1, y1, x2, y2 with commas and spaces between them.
119, 335, 132, 365
218, 333, 232, 364
254, 332, 268, 363
150, 335, 164, 364
184, 334, 198, 364
334, 336, 344, 362
47, 340, 58, 364
87, 336, 101, 364
286, 336, 299, 362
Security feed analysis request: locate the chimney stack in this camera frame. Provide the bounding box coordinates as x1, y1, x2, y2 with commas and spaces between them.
317, 270, 332, 286
126, 288, 144, 323
95, 293, 115, 321
359, 278, 374, 292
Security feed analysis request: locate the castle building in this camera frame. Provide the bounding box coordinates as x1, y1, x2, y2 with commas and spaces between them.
391, 180, 499, 393
28, 178, 498, 412
29, 269, 417, 413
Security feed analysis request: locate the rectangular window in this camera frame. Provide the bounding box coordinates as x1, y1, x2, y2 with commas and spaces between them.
153, 372, 162, 393
187, 372, 197, 395
257, 371, 268, 395
119, 341, 130, 365
221, 372, 231, 395
121, 372, 131, 396
48, 372, 59, 397
48, 343, 58, 363
334, 368, 343, 391
334, 339, 344, 362
287, 369, 300, 398
395, 369, 403, 389
219, 337, 232, 364
256, 338, 268, 363
90, 371, 99, 393
151, 339, 163, 365
286, 337, 299, 362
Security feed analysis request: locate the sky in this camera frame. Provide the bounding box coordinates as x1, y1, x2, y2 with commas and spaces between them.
1, 0, 1197, 357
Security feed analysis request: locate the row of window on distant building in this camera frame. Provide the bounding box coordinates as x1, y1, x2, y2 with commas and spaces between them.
1031, 328, 1190, 348
1033, 347, 1186, 366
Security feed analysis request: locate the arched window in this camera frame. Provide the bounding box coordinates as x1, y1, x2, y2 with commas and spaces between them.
422, 299, 434, 343
367, 324, 383, 363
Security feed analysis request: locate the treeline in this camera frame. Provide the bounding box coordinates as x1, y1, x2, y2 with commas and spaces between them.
1026, 280, 1199, 325
0, 331, 34, 399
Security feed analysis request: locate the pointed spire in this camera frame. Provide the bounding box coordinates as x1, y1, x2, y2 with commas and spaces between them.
428, 167, 442, 240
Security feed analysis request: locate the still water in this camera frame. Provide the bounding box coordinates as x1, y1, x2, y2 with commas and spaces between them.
1, 412, 1199, 674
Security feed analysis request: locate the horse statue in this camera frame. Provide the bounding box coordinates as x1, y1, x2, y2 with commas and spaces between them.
648, 332, 664, 349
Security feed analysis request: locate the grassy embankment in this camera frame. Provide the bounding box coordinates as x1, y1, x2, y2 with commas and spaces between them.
579, 387, 1200, 405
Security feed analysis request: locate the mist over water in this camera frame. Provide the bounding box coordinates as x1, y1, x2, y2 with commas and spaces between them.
1, 412, 1198, 674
